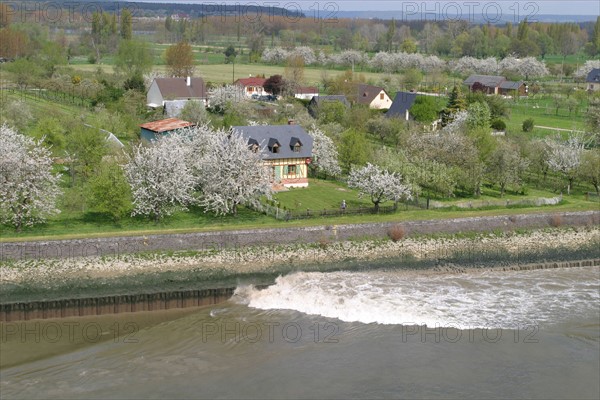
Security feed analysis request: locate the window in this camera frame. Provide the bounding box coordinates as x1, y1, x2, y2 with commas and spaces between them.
380, 93, 384, 100
252, 144, 259, 153
287, 165, 296, 175
293, 143, 301, 153
272, 144, 279, 153
247, 87, 252, 93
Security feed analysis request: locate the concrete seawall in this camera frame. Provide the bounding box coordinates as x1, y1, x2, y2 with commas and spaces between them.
2, 211, 599, 261
1, 259, 598, 322
0, 288, 237, 322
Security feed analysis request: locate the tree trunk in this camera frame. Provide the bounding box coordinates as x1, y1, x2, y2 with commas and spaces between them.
233, 203, 238, 216
373, 201, 380, 213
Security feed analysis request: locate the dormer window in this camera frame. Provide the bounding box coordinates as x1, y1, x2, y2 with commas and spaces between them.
290, 137, 302, 152
268, 138, 281, 153
248, 138, 259, 153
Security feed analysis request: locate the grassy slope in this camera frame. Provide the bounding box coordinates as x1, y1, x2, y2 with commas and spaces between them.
2, 177, 598, 242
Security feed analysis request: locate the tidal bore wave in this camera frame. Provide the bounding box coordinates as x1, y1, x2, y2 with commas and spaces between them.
234, 266, 600, 329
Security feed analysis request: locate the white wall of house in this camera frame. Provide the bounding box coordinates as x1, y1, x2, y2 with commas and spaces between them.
243, 85, 268, 97
147, 81, 164, 107
588, 83, 600, 91
294, 92, 319, 100
369, 90, 393, 109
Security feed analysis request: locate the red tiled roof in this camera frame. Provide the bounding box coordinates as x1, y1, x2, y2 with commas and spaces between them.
235, 77, 267, 87
139, 118, 195, 133
154, 77, 207, 99
295, 86, 318, 94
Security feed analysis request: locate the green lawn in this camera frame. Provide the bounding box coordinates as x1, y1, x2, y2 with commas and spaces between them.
274, 179, 372, 210
2, 177, 597, 242
505, 96, 587, 134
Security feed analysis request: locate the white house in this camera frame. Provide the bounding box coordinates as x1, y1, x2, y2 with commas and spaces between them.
356, 84, 393, 109
234, 77, 268, 97
294, 86, 319, 100
146, 77, 207, 108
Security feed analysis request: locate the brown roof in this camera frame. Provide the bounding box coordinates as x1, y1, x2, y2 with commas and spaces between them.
295, 86, 319, 94
357, 84, 387, 105
140, 118, 195, 133
154, 77, 206, 100
235, 77, 267, 87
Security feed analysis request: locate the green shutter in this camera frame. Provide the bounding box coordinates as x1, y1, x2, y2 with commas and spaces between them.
275, 166, 282, 178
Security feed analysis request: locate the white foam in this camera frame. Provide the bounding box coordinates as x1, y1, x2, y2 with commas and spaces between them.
235, 267, 600, 329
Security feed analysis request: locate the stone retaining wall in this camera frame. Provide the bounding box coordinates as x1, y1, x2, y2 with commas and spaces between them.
1, 211, 598, 261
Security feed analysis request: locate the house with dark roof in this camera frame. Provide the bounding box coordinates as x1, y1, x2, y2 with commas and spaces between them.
385, 91, 418, 120
232, 123, 314, 188
587, 68, 600, 91
308, 95, 350, 118
356, 84, 392, 109
139, 118, 195, 142
463, 74, 527, 96
235, 77, 268, 97
147, 77, 207, 108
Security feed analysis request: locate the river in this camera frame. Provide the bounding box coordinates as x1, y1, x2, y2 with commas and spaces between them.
1, 265, 599, 399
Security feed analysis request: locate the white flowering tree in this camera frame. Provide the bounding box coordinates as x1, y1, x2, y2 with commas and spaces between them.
545, 135, 585, 195
451, 56, 499, 75
197, 131, 272, 216
0, 124, 62, 231
485, 140, 529, 197
347, 163, 412, 211
262, 47, 289, 64
499, 56, 549, 80
208, 84, 247, 113
574, 60, 600, 80
289, 46, 317, 65
307, 125, 341, 177
124, 135, 197, 221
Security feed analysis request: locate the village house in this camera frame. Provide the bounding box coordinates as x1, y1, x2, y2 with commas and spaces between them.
146, 77, 207, 109
235, 77, 268, 97
587, 68, 600, 91
293, 86, 319, 100
139, 118, 195, 142
232, 123, 314, 188
463, 74, 527, 96
385, 91, 418, 120
356, 83, 393, 109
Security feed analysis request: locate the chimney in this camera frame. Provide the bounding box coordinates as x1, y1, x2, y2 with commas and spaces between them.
186, 76, 191, 87
288, 119, 295, 125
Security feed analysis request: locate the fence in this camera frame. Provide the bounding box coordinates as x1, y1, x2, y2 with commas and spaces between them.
398, 195, 564, 210
3, 88, 92, 108
251, 202, 398, 221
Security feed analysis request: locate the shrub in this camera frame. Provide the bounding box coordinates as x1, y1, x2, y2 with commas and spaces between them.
491, 118, 506, 131
549, 215, 563, 227
388, 225, 406, 242
318, 236, 331, 249
522, 118, 534, 132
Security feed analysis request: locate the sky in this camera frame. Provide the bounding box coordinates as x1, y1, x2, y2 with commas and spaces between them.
195, 1, 600, 16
